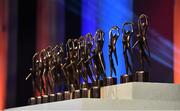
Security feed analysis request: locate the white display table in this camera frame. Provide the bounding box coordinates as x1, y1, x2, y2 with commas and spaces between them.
101, 82, 180, 101
6, 82, 180, 110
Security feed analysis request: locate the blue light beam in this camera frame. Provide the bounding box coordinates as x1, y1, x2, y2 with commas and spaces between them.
82, 0, 133, 83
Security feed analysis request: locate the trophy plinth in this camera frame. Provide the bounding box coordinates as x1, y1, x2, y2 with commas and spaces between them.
73, 90, 81, 99
104, 77, 117, 86
90, 80, 102, 98
90, 86, 100, 98
36, 96, 42, 104
28, 97, 36, 105
133, 71, 148, 82
49, 94, 56, 102
56, 92, 63, 101
99, 79, 104, 87
64, 91, 71, 100
121, 74, 132, 83
93, 80, 104, 87
81, 88, 88, 98
42, 95, 48, 103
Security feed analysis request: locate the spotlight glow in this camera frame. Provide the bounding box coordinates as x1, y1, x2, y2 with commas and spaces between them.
82, 0, 133, 83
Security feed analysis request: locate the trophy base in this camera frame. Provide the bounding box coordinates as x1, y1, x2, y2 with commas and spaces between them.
99, 79, 104, 87
81, 88, 89, 98
93, 80, 104, 87
73, 90, 81, 99
56, 92, 64, 101
133, 70, 149, 82
90, 86, 100, 98
104, 77, 117, 86
28, 97, 36, 105
36, 96, 42, 104
42, 95, 48, 103
49, 94, 56, 102
64, 91, 71, 100
120, 74, 132, 83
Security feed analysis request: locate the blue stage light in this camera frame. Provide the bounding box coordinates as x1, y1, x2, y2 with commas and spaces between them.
82, 0, 133, 83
